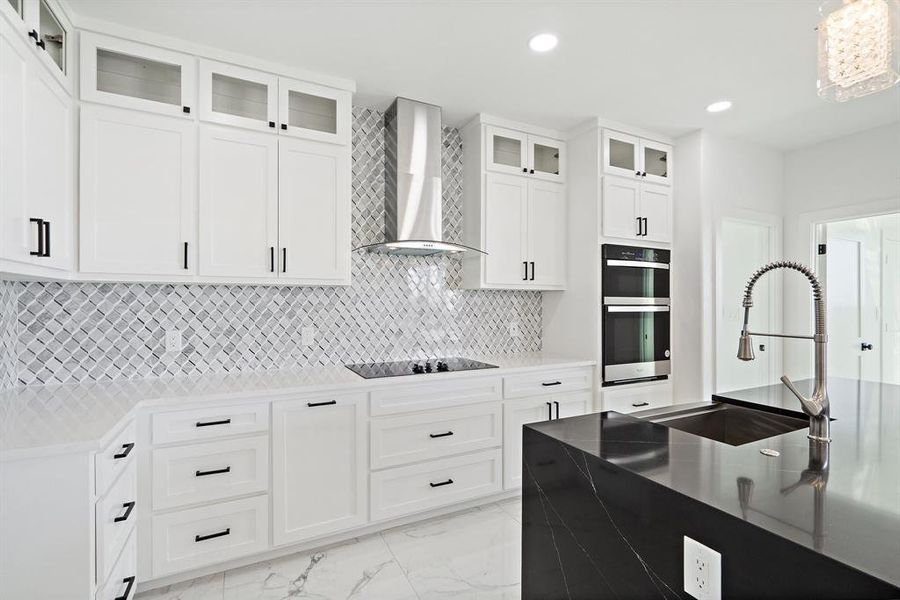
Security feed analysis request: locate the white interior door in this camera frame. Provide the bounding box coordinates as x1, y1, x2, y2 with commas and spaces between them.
826, 236, 863, 380
527, 180, 566, 287
484, 173, 528, 286
716, 216, 779, 392
883, 236, 900, 384
199, 126, 278, 278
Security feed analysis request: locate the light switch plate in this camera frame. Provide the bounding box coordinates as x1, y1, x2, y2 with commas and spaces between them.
684, 536, 721, 600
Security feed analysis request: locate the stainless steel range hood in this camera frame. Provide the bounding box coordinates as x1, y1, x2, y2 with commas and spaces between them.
355, 97, 486, 257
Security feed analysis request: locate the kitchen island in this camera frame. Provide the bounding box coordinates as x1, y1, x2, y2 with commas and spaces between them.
522, 378, 900, 599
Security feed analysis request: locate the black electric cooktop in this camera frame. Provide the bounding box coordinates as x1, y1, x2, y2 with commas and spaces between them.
345, 357, 499, 379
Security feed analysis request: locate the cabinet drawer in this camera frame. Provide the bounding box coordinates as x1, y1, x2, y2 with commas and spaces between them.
503, 367, 592, 399
96, 529, 136, 600
371, 403, 502, 469
152, 402, 269, 445
370, 449, 502, 521
152, 435, 269, 510
96, 461, 137, 584
95, 420, 136, 495
151, 495, 268, 577
370, 377, 501, 416
602, 384, 673, 414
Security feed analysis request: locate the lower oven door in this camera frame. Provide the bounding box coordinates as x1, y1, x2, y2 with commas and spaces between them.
603, 305, 671, 384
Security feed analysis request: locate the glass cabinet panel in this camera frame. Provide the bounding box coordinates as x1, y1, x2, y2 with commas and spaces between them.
6, 0, 22, 17
642, 142, 671, 184
608, 138, 636, 171
492, 134, 522, 169
212, 72, 268, 122
532, 143, 559, 175
96, 49, 181, 105
287, 90, 337, 134
39, 0, 65, 73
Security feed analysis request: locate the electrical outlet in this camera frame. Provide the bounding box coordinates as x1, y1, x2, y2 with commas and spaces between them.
164, 330, 183, 353
508, 322, 520, 338
684, 536, 721, 600
301, 327, 316, 347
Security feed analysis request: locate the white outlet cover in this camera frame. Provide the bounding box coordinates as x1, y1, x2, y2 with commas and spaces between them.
684, 536, 721, 600
164, 330, 183, 353
508, 322, 520, 338
301, 327, 316, 346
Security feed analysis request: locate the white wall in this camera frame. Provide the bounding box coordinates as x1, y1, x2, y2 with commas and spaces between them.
782, 123, 900, 377
673, 131, 785, 401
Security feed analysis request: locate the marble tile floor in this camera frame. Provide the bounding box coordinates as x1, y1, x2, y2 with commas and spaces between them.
137, 497, 523, 600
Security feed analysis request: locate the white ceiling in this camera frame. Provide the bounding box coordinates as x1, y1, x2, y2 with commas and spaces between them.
64, 0, 900, 150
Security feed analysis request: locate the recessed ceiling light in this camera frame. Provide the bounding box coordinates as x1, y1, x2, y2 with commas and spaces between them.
529, 33, 558, 53
706, 100, 733, 113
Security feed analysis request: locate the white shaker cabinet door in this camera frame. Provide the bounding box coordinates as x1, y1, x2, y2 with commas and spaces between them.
528, 179, 566, 288
199, 125, 278, 278
272, 393, 368, 546
80, 105, 197, 275
601, 176, 641, 241
277, 137, 350, 284
502, 398, 553, 490
640, 183, 672, 243
483, 172, 528, 286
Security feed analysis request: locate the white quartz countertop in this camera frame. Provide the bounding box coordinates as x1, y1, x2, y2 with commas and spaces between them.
0, 353, 594, 460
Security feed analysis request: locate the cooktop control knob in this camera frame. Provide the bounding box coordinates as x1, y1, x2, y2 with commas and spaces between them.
424, 362, 433, 373
436, 361, 449, 372
412, 363, 425, 374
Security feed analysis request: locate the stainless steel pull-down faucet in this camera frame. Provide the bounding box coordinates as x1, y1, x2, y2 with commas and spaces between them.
737, 261, 830, 443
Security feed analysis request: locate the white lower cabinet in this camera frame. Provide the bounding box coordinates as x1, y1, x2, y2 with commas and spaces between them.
95, 462, 137, 584
601, 381, 673, 414
97, 529, 136, 600
272, 393, 368, 546
502, 390, 591, 489
370, 448, 503, 521
151, 495, 268, 577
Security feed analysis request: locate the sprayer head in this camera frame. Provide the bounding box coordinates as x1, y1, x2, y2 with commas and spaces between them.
737, 332, 755, 361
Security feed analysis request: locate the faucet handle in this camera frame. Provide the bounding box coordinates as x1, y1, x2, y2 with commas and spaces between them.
780, 375, 823, 417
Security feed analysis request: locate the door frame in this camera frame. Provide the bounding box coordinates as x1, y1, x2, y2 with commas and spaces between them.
713, 209, 782, 392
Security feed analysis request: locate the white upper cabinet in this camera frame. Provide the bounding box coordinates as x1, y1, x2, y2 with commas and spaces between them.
528, 179, 566, 287
485, 126, 565, 183
603, 130, 672, 185
601, 177, 672, 244
81, 32, 196, 118
278, 77, 350, 145
0, 16, 72, 272
483, 173, 529, 286
272, 393, 368, 546
80, 104, 197, 275
198, 59, 278, 132
278, 137, 351, 284
199, 126, 278, 278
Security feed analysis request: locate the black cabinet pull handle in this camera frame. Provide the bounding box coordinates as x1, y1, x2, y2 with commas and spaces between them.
547, 401, 552, 420
196, 466, 231, 477
522, 261, 528, 281
196, 418, 231, 427
42, 220, 50, 256
195, 528, 230, 542
429, 431, 454, 439
522, 167, 527, 173
29, 218, 44, 256
529, 168, 535, 174
632, 401, 650, 407
269, 246, 275, 272
542, 381, 562, 387
115, 576, 136, 600
282, 247, 287, 273
281, 123, 287, 130
554, 400, 560, 420
307, 399, 337, 407
269, 121, 275, 128
183, 106, 191, 114
861, 342, 874, 351
114, 442, 134, 459
429, 479, 454, 488
642, 217, 648, 236
636, 217, 643, 236
114, 501, 135, 523
529, 261, 535, 281
183, 242, 189, 269
27, 29, 39, 42
36, 38, 45, 50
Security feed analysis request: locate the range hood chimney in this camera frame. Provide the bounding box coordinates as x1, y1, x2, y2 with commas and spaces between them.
355, 97, 485, 257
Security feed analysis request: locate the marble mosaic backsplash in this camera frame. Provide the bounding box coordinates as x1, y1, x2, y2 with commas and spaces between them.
0, 107, 541, 388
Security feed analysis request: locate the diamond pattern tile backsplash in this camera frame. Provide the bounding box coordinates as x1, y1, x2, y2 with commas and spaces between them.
0, 107, 541, 388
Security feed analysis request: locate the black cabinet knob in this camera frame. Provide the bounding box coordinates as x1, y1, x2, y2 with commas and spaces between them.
27, 29, 38, 42
269, 121, 276, 128
529, 169, 534, 174
522, 167, 527, 173
281, 123, 287, 130
183, 106, 191, 114
36, 39, 45, 50
861, 342, 874, 351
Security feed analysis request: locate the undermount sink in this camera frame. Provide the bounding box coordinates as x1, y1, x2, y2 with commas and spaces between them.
641, 402, 808, 446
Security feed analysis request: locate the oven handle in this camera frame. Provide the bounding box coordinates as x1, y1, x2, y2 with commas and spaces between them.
605, 259, 669, 270
606, 305, 670, 313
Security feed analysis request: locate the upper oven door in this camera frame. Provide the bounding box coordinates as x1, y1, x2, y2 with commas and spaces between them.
602, 259, 670, 304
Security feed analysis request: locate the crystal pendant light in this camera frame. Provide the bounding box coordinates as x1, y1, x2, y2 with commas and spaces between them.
817, 0, 900, 101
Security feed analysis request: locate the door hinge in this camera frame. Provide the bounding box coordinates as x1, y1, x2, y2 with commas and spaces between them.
817, 243, 827, 255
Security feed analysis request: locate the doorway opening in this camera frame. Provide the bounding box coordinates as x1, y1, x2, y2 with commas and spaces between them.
818, 212, 900, 384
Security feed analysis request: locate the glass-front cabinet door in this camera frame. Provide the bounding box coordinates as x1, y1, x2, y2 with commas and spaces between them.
640, 140, 672, 186
485, 125, 527, 176
36, 0, 64, 74
80, 32, 196, 117
198, 59, 278, 132
278, 77, 350, 145
527, 135, 565, 182
603, 130, 641, 179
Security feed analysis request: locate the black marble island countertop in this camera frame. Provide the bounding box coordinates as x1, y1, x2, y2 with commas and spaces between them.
523, 377, 900, 599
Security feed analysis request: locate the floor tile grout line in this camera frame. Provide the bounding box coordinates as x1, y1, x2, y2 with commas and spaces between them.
379, 530, 423, 600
